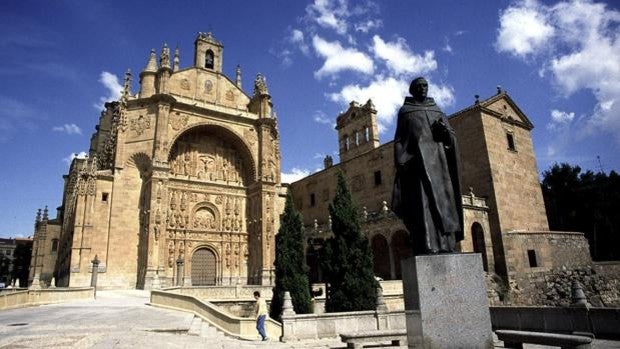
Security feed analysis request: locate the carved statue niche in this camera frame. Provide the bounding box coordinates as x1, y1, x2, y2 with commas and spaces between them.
193, 206, 217, 230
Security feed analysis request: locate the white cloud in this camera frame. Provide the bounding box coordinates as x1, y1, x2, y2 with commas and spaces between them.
312, 35, 374, 79
94, 71, 122, 110
495, 0, 555, 57
497, 0, 620, 143
305, 0, 349, 35
547, 109, 575, 130
354, 19, 382, 33
62, 151, 88, 165
313, 110, 333, 125
371, 35, 437, 76
281, 167, 311, 183
330, 77, 455, 133
290, 29, 310, 55
52, 123, 82, 135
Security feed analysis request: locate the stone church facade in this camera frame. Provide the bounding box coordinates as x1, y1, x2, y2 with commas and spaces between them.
30, 33, 285, 289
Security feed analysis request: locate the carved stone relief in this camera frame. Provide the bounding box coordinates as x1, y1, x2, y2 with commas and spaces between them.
130, 115, 151, 136
169, 113, 189, 131
205, 80, 213, 94
169, 131, 246, 186
181, 79, 190, 90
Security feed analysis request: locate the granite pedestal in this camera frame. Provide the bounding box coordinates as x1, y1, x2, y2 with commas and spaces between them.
402, 253, 493, 348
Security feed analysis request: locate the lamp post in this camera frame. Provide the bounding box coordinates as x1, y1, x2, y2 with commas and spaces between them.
91, 255, 100, 299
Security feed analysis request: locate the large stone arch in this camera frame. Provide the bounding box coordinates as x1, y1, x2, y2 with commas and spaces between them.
125, 152, 153, 289
371, 233, 391, 280
471, 222, 488, 272
167, 123, 256, 183
391, 230, 413, 280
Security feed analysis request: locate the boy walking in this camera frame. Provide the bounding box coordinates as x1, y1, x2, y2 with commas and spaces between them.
253, 291, 268, 341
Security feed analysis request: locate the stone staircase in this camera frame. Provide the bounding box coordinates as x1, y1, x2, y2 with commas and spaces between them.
187, 315, 346, 348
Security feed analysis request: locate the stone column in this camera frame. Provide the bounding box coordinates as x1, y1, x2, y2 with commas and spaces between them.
176, 257, 184, 286
91, 255, 100, 299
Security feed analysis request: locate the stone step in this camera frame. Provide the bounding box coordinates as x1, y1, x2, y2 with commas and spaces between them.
187, 316, 203, 336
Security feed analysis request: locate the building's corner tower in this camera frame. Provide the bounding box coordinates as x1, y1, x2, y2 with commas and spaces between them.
336, 99, 380, 162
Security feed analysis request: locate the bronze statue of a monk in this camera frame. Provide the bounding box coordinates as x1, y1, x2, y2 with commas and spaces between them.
391, 77, 463, 255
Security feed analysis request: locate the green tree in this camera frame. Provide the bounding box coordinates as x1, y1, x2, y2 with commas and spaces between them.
542, 163, 620, 260
270, 192, 312, 320
322, 171, 377, 312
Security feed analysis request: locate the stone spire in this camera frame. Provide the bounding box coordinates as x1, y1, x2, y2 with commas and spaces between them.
160, 43, 171, 69
35, 209, 41, 224
235, 65, 242, 89
253, 73, 269, 96
42, 206, 49, 222
122, 69, 132, 100
144, 49, 157, 73
173, 46, 180, 72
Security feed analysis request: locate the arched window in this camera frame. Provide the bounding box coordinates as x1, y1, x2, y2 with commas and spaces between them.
205, 50, 214, 69
364, 126, 369, 142
354, 131, 360, 146
51, 239, 59, 253
471, 222, 488, 272
343, 135, 350, 151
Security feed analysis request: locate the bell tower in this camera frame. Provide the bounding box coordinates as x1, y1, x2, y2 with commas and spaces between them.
336, 99, 380, 162
194, 32, 223, 73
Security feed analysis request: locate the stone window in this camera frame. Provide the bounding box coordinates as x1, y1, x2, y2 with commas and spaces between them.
310, 193, 316, 207
364, 126, 369, 142
102, 192, 109, 202
343, 135, 350, 151
205, 50, 214, 69
374, 170, 382, 186
527, 249, 538, 267
51, 239, 59, 253
506, 132, 516, 151
355, 131, 360, 146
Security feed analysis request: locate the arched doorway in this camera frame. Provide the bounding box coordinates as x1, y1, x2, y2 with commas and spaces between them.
191, 248, 217, 285
471, 222, 488, 272
371, 234, 391, 280
391, 230, 413, 279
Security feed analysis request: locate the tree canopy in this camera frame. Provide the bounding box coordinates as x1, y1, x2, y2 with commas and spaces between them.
270, 192, 312, 320
542, 163, 620, 260
322, 171, 377, 312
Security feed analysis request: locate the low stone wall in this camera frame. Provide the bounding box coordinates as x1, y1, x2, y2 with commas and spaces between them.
163, 285, 273, 301
507, 266, 620, 307
280, 309, 405, 342
490, 306, 620, 339
150, 289, 281, 340
0, 287, 94, 310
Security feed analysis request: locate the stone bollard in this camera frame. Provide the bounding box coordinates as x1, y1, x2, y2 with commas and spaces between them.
176, 257, 184, 286
376, 286, 388, 312
91, 255, 100, 299
570, 280, 590, 307
50, 277, 56, 289
282, 291, 296, 316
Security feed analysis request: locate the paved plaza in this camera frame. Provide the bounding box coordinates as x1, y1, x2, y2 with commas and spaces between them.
1, 291, 619, 348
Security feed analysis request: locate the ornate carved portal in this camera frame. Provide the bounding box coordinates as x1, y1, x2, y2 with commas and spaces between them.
165, 126, 253, 285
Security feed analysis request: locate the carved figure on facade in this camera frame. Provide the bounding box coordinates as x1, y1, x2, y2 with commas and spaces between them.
181, 79, 190, 90
130, 115, 151, 136
169, 113, 189, 131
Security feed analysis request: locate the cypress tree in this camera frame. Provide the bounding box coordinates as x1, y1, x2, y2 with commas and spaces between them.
270, 192, 312, 320
323, 171, 377, 312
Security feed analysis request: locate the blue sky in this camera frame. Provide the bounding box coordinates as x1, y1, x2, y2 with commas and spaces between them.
1, 0, 619, 238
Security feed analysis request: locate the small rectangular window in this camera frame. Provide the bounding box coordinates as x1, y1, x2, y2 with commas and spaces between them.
507, 133, 516, 151
527, 249, 538, 268
102, 193, 109, 202
51, 239, 59, 253
310, 193, 316, 207
374, 170, 382, 186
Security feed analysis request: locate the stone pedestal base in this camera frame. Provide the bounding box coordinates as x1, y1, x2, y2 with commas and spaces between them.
402, 253, 493, 348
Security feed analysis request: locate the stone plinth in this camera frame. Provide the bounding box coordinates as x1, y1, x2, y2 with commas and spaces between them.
402, 253, 493, 348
